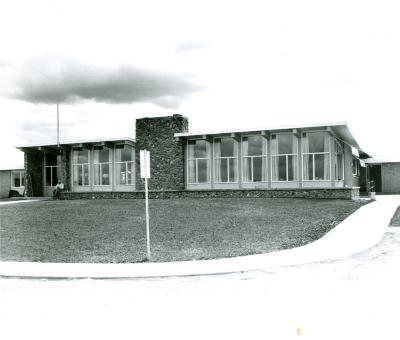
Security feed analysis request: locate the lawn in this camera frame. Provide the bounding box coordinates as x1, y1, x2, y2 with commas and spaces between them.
390, 206, 400, 227
0, 198, 365, 263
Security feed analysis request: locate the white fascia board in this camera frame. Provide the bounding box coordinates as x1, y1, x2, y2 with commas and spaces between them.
16, 137, 136, 149
174, 121, 349, 138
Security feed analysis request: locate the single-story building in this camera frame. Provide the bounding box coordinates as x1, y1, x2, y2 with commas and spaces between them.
0, 168, 25, 198
363, 158, 400, 194
18, 114, 398, 199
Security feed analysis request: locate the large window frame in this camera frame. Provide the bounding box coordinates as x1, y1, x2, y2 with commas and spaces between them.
334, 139, 344, 181
11, 170, 25, 188
93, 146, 111, 186
352, 157, 360, 176
187, 139, 211, 184
72, 148, 90, 187
271, 133, 298, 182
115, 145, 135, 186
213, 137, 238, 183
241, 135, 268, 183
302, 131, 331, 181
44, 153, 59, 187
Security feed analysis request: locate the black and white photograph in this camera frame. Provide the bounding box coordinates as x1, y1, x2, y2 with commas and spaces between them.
0, 0, 400, 339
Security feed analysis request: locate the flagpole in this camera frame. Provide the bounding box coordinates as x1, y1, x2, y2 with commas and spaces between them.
57, 103, 60, 149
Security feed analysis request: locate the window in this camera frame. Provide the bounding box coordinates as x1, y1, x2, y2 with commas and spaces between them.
242, 135, 267, 182
115, 145, 134, 185
188, 140, 210, 184
45, 153, 59, 187
11, 171, 25, 188
72, 148, 90, 186
334, 139, 343, 180
271, 133, 298, 181
214, 137, 238, 183
93, 147, 111, 186
302, 131, 330, 181
352, 158, 360, 176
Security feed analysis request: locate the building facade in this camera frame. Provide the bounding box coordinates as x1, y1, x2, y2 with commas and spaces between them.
0, 168, 25, 198
20, 114, 376, 199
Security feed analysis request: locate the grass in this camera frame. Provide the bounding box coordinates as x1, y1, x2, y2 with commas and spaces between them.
0, 198, 365, 263
390, 206, 400, 227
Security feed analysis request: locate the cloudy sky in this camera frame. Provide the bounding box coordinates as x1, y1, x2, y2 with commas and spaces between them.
1, 0, 400, 168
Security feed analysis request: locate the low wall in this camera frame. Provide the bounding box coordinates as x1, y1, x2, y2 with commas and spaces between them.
60, 188, 358, 200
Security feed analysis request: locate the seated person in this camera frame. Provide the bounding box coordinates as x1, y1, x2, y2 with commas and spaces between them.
53, 181, 64, 200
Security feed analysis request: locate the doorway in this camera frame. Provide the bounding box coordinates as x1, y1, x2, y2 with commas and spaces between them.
369, 165, 382, 193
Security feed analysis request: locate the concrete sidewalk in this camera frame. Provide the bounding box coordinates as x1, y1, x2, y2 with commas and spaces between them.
0, 198, 50, 206
0, 195, 399, 279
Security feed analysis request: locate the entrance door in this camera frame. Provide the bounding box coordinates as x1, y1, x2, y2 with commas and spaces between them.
369, 165, 382, 193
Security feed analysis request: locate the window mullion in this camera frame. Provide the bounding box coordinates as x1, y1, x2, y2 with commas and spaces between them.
313, 154, 316, 180
286, 154, 289, 181
251, 156, 254, 182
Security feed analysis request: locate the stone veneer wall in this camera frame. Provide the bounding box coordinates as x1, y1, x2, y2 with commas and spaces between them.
135, 114, 188, 191
58, 150, 71, 191
24, 151, 44, 197
60, 188, 358, 200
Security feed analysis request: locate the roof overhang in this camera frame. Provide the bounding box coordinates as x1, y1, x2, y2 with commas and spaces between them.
175, 122, 369, 156
17, 137, 135, 153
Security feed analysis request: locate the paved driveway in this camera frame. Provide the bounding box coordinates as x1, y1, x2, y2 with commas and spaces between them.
1, 228, 399, 340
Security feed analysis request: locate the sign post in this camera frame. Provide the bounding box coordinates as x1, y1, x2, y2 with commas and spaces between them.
140, 150, 151, 261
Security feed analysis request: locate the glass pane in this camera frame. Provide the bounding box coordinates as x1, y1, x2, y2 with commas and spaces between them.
46, 167, 52, 186
13, 173, 21, 187
288, 155, 297, 181
253, 157, 263, 182
247, 136, 264, 156
83, 164, 89, 185
315, 154, 329, 180
45, 153, 57, 166
73, 150, 89, 164
243, 157, 252, 182
197, 159, 208, 183
21, 173, 25, 186
188, 160, 196, 183
116, 145, 133, 162
336, 155, 343, 180
101, 163, 110, 185
220, 158, 228, 182
278, 134, 293, 154
194, 140, 208, 158
94, 164, 100, 185
73, 165, 79, 186
52, 167, 58, 186
94, 148, 110, 163
127, 162, 133, 184
229, 158, 237, 182
303, 155, 313, 180
117, 163, 126, 185
220, 138, 235, 157
307, 132, 328, 153
278, 156, 287, 181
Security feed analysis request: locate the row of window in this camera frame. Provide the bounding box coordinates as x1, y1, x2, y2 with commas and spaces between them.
44, 145, 134, 187
187, 132, 344, 184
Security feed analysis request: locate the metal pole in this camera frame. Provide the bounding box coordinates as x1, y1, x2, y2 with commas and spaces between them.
145, 176, 151, 261
57, 103, 60, 148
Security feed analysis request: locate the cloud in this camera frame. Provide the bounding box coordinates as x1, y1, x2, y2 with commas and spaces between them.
11, 56, 202, 108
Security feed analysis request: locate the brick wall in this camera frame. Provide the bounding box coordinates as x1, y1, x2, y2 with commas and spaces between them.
25, 151, 44, 197
60, 188, 356, 200
135, 114, 188, 191
382, 163, 400, 193
0, 170, 11, 198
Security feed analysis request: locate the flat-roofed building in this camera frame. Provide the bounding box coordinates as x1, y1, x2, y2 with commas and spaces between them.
19, 114, 386, 200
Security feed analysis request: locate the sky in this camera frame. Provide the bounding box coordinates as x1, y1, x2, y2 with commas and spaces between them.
1, 0, 400, 169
